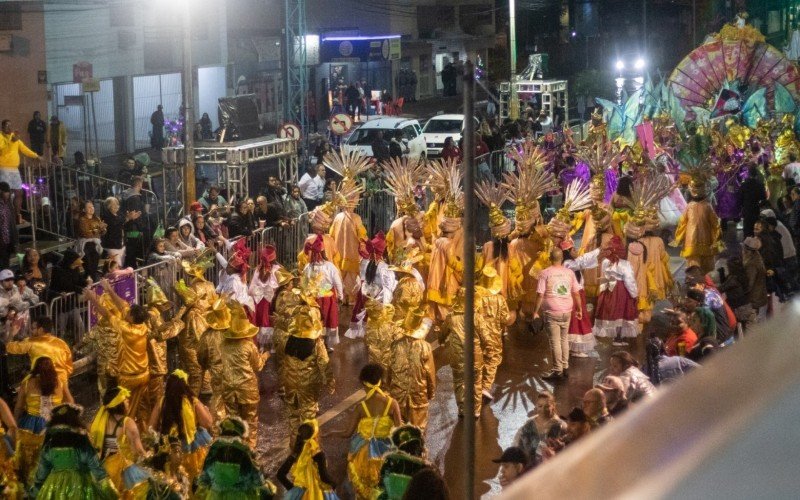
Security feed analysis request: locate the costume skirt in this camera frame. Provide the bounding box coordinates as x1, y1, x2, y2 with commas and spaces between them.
348, 435, 393, 499
317, 293, 339, 329
346, 290, 367, 339
593, 282, 639, 338
253, 298, 272, 328
568, 289, 596, 352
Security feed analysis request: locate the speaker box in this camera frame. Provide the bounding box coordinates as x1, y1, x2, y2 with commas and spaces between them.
217, 94, 261, 141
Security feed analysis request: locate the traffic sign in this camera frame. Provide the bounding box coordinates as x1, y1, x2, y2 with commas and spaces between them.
278, 123, 301, 140
330, 113, 353, 135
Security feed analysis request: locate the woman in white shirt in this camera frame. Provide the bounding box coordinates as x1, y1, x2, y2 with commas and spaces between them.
249, 244, 282, 351
592, 236, 639, 346
345, 232, 396, 339
302, 234, 344, 351
216, 239, 255, 316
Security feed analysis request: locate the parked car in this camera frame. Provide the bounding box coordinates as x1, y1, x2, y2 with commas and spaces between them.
342, 117, 426, 159
421, 114, 480, 158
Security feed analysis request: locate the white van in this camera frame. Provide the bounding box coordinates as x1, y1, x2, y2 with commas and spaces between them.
421, 114, 480, 158
342, 117, 426, 159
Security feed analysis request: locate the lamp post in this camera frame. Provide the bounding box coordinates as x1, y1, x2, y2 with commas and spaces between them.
615, 60, 624, 105
508, 0, 519, 120
182, 2, 196, 205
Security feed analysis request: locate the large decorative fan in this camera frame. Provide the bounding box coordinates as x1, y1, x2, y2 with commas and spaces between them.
669, 37, 800, 114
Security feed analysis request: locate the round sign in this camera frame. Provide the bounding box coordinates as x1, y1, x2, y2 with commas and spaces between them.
339, 41, 353, 57
278, 123, 301, 139
330, 113, 353, 135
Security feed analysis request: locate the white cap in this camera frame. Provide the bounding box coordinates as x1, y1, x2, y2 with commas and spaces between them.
0, 269, 14, 281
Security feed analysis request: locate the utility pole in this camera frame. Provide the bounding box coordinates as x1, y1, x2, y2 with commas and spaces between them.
692, 0, 697, 47
462, 60, 476, 500
642, 0, 647, 54
182, 5, 196, 205
508, 0, 519, 120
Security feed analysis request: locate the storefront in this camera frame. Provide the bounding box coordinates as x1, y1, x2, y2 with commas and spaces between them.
317, 35, 401, 115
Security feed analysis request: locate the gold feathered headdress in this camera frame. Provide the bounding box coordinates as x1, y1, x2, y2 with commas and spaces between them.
554, 179, 593, 224
506, 139, 550, 172
501, 153, 555, 234
383, 156, 426, 216
426, 157, 463, 221
575, 138, 624, 195
625, 173, 674, 228
475, 179, 511, 238
322, 149, 372, 182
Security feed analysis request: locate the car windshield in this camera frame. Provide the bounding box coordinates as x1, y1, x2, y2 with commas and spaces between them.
347, 128, 382, 145
423, 119, 462, 134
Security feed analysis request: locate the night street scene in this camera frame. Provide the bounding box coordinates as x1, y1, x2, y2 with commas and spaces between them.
0, 0, 799, 498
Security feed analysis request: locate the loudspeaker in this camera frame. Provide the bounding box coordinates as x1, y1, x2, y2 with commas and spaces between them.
217, 94, 261, 141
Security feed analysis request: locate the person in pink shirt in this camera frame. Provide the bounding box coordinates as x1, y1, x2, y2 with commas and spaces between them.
533, 247, 582, 380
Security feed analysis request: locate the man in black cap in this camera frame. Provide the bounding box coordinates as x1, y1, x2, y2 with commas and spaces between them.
492, 446, 528, 489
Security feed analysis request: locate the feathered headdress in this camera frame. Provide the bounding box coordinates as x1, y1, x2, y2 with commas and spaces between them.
677, 130, 715, 197
502, 158, 556, 234
506, 139, 550, 172
554, 179, 593, 224
627, 173, 674, 229
383, 156, 426, 216
575, 137, 625, 195
332, 177, 366, 211
322, 149, 372, 181
475, 179, 511, 238
426, 157, 463, 224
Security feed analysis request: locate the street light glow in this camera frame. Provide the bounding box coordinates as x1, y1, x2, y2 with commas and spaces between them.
634, 58, 646, 70
615, 60, 625, 71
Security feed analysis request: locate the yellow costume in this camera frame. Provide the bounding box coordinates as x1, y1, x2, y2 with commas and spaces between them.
363, 298, 397, 371
219, 304, 265, 449
674, 199, 721, 273
15, 375, 64, 486
347, 383, 395, 499
80, 293, 120, 398
443, 300, 483, 416
279, 282, 335, 433
477, 270, 509, 396
476, 179, 513, 300
6, 335, 73, 388
199, 298, 231, 423
329, 209, 367, 304
287, 420, 338, 499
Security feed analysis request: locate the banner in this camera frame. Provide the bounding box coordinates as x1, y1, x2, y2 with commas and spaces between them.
321, 37, 401, 63
88, 274, 138, 328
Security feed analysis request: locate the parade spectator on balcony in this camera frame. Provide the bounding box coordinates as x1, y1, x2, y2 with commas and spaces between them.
226, 198, 255, 239
284, 185, 307, 219
27, 111, 47, 155
179, 201, 204, 229
100, 258, 134, 282
1, 121, 41, 224
198, 185, 227, 213
192, 213, 223, 250
48, 250, 89, 300
177, 219, 204, 252
15, 274, 40, 310
163, 226, 197, 260
608, 351, 656, 402
77, 200, 107, 255
0, 268, 24, 316
199, 112, 213, 140
21, 248, 49, 299
121, 177, 149, 268
117, 156, 144, 186
151, 104, 165, 150
298, 164, 325, 211
263, 175, 290, 227
46, 116, 67, 162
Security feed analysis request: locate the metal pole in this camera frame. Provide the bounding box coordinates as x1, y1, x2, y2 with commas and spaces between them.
90, 92, 99, 158
508, 0, 519, 120
462, 60, 476, 500
642, 0, 647, 53
692, 0, 697, 47
182, 5, 196, 205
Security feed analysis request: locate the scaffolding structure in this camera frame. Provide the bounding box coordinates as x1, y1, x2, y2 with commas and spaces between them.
285, 0, 308, 136
499, 79, 569, 123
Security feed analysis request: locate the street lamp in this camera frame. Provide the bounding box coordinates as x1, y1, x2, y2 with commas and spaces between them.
634, 58, 646, 71
615, 60, 625, 72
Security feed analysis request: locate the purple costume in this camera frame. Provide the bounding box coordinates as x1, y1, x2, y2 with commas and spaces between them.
714, 168, 745, 219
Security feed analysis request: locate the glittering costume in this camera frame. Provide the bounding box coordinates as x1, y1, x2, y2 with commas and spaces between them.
329, 209, 367, 305
31, 408, 118, 499
195, 417, 277, 499
346, 232, 395, 339
386, 288, 435, 430
219, 304, 266, 449
477, 268, 509, 397
278, 281, 335, 433
270, 271, 299, 371
383, 157, 428, 275
144, 279, 184, 432
200, 299, 230, 423
283, 420, 339, 500
249, 245, 281, 350
363, 299, 396, 370
90, 389, 150, 497
303, 234, 344, 346
347, 382, 395, 499
6, 335, 73, 389
374, 425, 428, 500
592, 237, 640, 339
80, 294, 120, 398
476, 179, 512, 299
443, 296, 482, 416
15, 371, 64, 486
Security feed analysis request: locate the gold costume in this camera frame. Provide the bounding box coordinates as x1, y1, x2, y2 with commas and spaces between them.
199, 299, 230, 423
386, 323, 435, 430
443, 308, 482, 416
145, 305, 184, 427
507, 226, 549, 315
674, 200, 721, 273
6, 335, 73, 388
575, 206, 613, 299
477, 281, 509, 394
272, 286, 300, 370
329, 210, 368, 304
219, 305, 265, 449
363, 298, 397, 371
175, 271, 217, 396
80, 294, 120, 397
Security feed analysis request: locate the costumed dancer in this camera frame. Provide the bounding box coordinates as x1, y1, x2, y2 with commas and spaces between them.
195, 416, 277, 499
477, 266, 509, 402
622, 174, 675, 323
249, 244, 282, 352
673, 147, 722, 273
143, 278, 185, 431
13, 356, 73, 486
277, 420, 338, 499
387, 279, 435, 430
574, 140, 620, 302
303, 234, 344, 349
270, 268, 299, 371
502, 141, 557, 324
373, 424, 428, 500
476, 179, 513, 299
383, 157, 428, 270
219, 303, 268, 449
346, 232, 395, 339
30, 404, 118, 499
175, 251, 217, 396
138, 435, 190, 498
77, 293, 120, 399
84, 282, 151, 429
425, 158, 464, 323
326, 363, 401, 499
216, 238, 256, 319
324, 150, 372, 305
198, 297, 232, 423
592, 236, 640, 345
0, 398, 19, 499
148, 369, 213, 484
278, 277, 335, 433
443, 288, 482, 418
6, 316, 73, 390
561, 238, 597, 356
299, 203, 340, 271
89, 386, 150, 496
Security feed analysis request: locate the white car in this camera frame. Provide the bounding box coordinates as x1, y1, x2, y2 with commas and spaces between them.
342, 118, 426, 160
421, 114, 480, 158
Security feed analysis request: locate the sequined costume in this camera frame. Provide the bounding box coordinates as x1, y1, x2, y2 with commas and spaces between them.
219, 304, 266, 449
386, 312, 435, 430
79, 293, 120, 398
329, 210, 367, 305
144, 300, 184, 432
199, 299, 230, 423
6, 335, 73, 388
477, 271, 509, 396
195, 432, 277, 499
347, 384, 395, 499
674, 198, 722, 273
443, 305, 483, 416
15, 374, 64, 486
363, 298, 397, 370
281, 420, 339, 500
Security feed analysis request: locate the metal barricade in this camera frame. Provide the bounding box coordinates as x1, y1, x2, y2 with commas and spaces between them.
49, 292, 89, 347
356, 190, 397, 237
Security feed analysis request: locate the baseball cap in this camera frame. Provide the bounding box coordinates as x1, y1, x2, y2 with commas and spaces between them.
190, 202, 203, 212
491, 447, 527, 464
0, 269, 14, 281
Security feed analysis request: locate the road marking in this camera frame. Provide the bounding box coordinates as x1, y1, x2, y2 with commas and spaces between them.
317, 339, 441, 426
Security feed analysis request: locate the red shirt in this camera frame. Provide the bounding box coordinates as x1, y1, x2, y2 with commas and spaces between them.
665, 327, 698, 356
